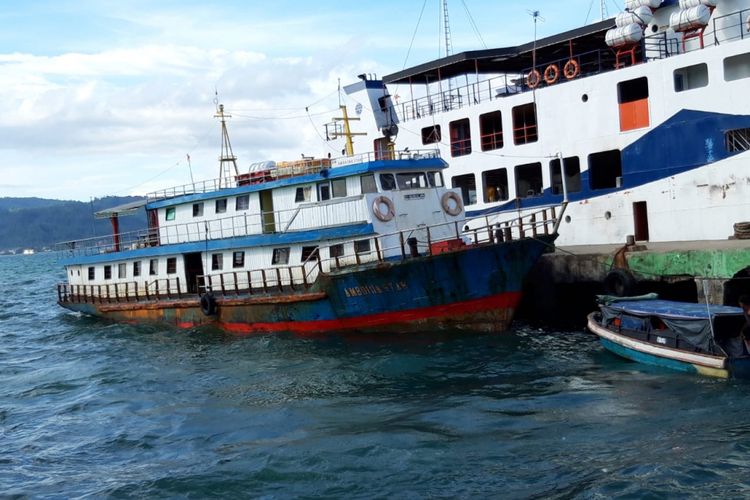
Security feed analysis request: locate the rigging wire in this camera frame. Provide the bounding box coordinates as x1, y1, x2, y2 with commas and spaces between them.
402, 0, 430, 70
460, 0, 487, 49
584, 0, 594, 25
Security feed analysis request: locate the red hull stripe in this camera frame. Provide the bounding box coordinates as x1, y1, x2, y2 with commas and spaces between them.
214, 291, 522, 334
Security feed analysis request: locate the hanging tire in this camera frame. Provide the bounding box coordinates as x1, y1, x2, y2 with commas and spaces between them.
604, 269, 636, 297
200, 293, 217, 316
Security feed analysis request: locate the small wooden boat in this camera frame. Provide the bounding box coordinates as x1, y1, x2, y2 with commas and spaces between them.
587, 297, 750, 379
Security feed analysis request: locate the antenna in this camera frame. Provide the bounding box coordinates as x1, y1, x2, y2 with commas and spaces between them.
214, 104, 239, 188
442, 0, 453, 57
527, 10, 545, 70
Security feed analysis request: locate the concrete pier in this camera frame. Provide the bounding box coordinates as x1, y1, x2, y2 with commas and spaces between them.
518, 239, 750, 328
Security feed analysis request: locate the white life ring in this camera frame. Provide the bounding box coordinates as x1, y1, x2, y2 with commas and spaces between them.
441, 191, 463, 216
372, 196, 395, 222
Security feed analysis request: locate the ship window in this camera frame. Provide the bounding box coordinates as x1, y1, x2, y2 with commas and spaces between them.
723, 52, 750, 82
166, 257, 177, 274
118, 263, 127, 279
149, 259, 158, 275
215, 198, 227, 214
396, 172, 428, 190
88, 267, 95, 280
165, 207, 176, 221
192, 203, 204, 217
449, 118, 472, 157
379, 174, 396, 191
329, 244, 344, 259
512, 103, 538, 145
133, 261, 141, 277
549, 157, 582, 195
317, 182, 331, 201
674, 63, 708, 92
515, 162, 543, 198
589, 150, 622, 190
360, 174, 378, 194
235, 195, 249, 211
725, 128, 750, 153
480, 111, 504, 151
295, 186, 312, 202
421, 125, 441, 145
482, 168, 509, 202
331, 178, 347, 198
272, 247, 290, 265
354, 239, 371, 254
618, 77, 649, 131
233, 251, 245, 268
427, 171, 444, 187
452, 174, 477, 206
301, 246, 319, 261
104, 265, 112, 280
211, 253, 223, 271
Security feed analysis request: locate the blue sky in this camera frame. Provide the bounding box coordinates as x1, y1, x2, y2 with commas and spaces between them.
0, 0, 614, 200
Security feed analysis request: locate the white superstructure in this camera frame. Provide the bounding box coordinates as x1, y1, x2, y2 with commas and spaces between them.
341, 0, 750, 246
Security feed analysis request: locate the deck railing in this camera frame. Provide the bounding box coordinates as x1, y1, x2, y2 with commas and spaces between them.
56, 204, 560, 305
393, 7, 750, 123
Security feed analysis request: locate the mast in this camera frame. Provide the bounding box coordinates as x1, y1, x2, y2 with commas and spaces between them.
442, 0, 453, 57
600, 0, 607, 21
214, 103, 239, 188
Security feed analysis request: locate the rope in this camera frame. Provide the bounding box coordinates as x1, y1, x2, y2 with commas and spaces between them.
734, 221, 750, 239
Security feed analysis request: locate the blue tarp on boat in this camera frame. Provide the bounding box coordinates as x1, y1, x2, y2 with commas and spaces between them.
604, 300, 742, 320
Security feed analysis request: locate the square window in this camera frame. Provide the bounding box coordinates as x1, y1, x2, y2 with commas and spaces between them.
301, 246, 319, 261
192, 202, 204, 217
233, 251, 245, 268
354, 239, 371, 254
133, 261, 141, 277
512, 103, 538, 145
379, 174, 396, 191
724, 52, 750, 82
360, 174, 378, 194
272, 247, 290, 265
211, 253, 223, 271
479, 111, 503, 151
88, 267, 95, 280
104, 265, 112, 280
514, 162, 543, 198
449, 118, 472, 157
149, 259, 158, 276
317, 182, 331, 201
167, 257, 177, 274
236, 195, 249, 211
329, 244, 344, 259
215, 198, 227, 213
421, 125, 442, 145
674, 63, 708, 92
118, 263, 127, 279
452, 174, 477, 206
294, 186, 311, 202
549, 157, 582, 195
589, 150, 622, 190
427, 171, 444, 187
482, 168, 509, 202
165, 207, 176, 221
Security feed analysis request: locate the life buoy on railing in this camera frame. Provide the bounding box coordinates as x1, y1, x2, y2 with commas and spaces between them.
527, 69, 542, 89
563, 59, 580, 80
441, 191, 463, 217
543, 64, 560, 85
372, 195, 396, 222
200, 293, 217, 316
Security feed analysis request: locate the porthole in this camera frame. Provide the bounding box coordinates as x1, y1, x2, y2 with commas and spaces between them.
581, 94, 589, 102
565, 215, 572, 224
604, 211, 612, 220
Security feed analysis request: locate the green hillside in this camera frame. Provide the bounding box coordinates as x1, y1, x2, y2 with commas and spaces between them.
0, 196, 147, 252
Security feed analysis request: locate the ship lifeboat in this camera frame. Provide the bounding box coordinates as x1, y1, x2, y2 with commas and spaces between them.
616, 6, 654, 27
605, 24, 643, 48
625, 0, 662, 9
669, 5, 711, 32
678, 0, 717, 8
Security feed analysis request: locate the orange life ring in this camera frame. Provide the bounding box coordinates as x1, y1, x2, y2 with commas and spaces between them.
563, 59, 580, 79
527, 69, 542, 89
441, 191, 463, 217
372, 195, 395, 222
543, 64, 560, 85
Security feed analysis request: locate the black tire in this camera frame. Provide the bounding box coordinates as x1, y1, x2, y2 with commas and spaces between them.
604, 269, 636, 297
200, 293, 217, 316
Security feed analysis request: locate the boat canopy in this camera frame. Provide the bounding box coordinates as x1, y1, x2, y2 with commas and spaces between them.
601, 300, 745, 353
94, 199, 148, 219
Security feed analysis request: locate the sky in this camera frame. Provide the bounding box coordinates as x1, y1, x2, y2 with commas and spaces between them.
0, 0, 616, 201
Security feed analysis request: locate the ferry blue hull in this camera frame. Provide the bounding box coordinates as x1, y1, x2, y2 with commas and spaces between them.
59, 235, 554, 334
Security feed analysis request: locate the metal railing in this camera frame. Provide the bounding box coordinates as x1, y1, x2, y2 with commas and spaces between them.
57, 277, 188, 304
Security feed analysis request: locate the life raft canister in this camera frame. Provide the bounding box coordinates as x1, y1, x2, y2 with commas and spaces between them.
441, 191, 463, 216
372, 195, 396, 222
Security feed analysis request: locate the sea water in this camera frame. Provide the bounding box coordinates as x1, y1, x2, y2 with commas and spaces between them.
2, 253, 750, 498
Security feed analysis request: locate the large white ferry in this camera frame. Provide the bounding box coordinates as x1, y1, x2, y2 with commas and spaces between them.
341, 0, 750, 246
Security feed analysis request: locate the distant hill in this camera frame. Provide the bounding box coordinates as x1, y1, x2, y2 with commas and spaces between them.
0, 196, 147, 252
